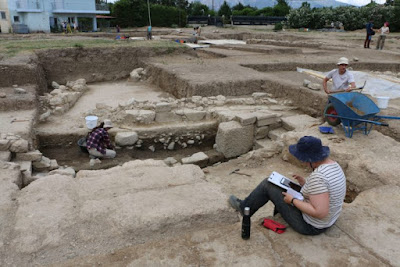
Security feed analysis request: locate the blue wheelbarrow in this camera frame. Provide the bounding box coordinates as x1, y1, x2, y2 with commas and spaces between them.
324, 92, 400, 138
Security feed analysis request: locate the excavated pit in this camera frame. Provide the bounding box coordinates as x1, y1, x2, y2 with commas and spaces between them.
3, 31, 400, 266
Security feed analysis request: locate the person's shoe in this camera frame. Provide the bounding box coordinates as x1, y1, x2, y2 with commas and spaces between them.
228, 195, 243, 215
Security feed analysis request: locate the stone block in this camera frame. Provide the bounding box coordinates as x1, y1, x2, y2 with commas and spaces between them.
155, 112, 182, 123
255, 111, 281, 127
182, 109, 206, 122
155, 102, 172, 112
15, 161, 32, 173
0, 151, 11, 161
268, 128, 287, 141
255, 126, 269, 140
32, 156, 51, 171
0, 139, 11, 151
252, 92, 268, 99
235, 113, 257, 126
49, 159, 59, 171
215, 121, 254, 158
9, 139, 29, 153
181, 152, 209, 168
15, 150, 43, 162
115, 132, 139, 146
281, 115, 321, 131
49, 167, 76, 178
216, 111, 235, 122
125, 110, 156, 124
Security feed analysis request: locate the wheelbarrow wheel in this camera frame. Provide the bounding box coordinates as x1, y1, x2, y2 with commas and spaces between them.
324, 103, 341, 126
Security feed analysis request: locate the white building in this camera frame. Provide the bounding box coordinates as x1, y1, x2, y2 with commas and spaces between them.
1, 0, 110, 33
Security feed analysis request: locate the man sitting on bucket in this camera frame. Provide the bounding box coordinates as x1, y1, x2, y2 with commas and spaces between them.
323, 57, 356, 94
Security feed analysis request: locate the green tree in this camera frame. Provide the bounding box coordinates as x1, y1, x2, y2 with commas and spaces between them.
392, 0, 400, 31
188, 1, 209, 16
232, 2, 244, 11
218, 1, 232, 17
113, 0, 148, 27
273, 0, 290, 16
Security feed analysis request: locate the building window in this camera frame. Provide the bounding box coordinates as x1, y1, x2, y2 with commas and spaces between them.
0, 11, 6, 20
14, 16, 20, 22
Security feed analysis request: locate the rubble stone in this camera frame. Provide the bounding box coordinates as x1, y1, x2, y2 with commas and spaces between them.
255, 126, 269, 140
0, 151, 11, 161
181, 152, 209, 167
9, 139, 29, 153
49, 167, 76, 178
115, 132, 139, 146
32, 156, 51, 171
0, 140, 11, 151
15, 150, 43, 162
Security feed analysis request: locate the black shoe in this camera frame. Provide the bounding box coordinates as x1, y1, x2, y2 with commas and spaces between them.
228, 195, 243, 215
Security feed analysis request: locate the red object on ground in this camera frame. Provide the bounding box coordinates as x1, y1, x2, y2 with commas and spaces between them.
262, 218, 287, 234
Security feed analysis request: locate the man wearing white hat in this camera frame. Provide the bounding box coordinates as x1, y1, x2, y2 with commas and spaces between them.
323, 57, 356, 94
86, 119, 116, 159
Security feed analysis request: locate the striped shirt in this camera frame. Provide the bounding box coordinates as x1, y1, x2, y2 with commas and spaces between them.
300, 162, 346, 229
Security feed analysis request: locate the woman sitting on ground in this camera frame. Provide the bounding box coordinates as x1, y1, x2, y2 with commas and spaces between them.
86, 119, 116, 159
229, 136, 346, 235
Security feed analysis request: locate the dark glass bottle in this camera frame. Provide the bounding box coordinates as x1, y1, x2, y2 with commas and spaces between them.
241, 207, 251, 240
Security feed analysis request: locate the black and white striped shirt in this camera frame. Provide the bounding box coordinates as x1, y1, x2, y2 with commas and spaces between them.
301, 162, 346, 229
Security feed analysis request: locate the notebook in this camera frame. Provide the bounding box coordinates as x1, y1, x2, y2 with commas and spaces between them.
267, 171, 304, 201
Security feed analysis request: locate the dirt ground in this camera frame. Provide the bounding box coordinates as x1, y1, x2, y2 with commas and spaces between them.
1, 26, 400, 266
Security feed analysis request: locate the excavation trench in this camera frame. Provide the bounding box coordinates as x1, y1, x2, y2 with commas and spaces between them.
9, 45, 400, 199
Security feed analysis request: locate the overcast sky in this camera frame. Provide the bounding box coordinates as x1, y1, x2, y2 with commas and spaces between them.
106, 0, 387, 6
337, 0, 385, 5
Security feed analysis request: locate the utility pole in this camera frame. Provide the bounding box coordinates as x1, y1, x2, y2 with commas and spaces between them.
147, 0, 152, 26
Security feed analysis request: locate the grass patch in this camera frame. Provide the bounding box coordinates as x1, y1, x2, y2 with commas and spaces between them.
0, 38, 183, 58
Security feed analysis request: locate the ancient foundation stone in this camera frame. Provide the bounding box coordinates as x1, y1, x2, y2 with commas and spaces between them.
215, 121, 254, 158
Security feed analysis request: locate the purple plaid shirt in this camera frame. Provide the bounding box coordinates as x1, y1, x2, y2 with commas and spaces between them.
86, 128, 112, 154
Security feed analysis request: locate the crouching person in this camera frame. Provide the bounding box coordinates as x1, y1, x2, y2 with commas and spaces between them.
86, 119, 116, 159
229, 136, 346, 235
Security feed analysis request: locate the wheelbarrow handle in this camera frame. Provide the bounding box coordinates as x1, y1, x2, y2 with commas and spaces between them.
329, 81, 366, 94
325, 114, 389, 126
375, 115, 400, 120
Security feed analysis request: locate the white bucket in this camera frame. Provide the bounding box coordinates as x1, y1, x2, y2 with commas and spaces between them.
85, 115, 98, 129
376, 96, 390, 109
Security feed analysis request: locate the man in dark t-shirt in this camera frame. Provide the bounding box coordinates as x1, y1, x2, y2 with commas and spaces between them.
364, 20, 374, 48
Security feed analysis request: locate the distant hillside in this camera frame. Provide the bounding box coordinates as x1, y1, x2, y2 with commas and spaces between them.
192, 0, 352, 11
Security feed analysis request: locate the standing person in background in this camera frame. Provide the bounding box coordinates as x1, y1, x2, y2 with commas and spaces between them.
62, 21, 67, 34
147, 25, 152, 40
376, 22, 390, 50
73, 21, 78, 33
364, 19, 375, 49
116, 25, 120, 33
66, 22, 72, 34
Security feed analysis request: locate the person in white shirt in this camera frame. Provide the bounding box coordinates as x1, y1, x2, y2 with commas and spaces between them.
323, 57, 356, 94
376, 22, 390, 50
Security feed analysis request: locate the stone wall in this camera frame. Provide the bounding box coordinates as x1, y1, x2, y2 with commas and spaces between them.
35, 46, 193, 90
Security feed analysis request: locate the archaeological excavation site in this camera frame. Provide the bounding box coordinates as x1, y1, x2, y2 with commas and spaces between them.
1, 28, 400, 266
